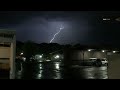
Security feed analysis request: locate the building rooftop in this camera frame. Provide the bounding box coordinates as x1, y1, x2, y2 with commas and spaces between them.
0, 29, 15, 34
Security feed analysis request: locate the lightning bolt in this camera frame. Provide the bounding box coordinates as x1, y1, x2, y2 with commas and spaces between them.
50, 25, 64, 43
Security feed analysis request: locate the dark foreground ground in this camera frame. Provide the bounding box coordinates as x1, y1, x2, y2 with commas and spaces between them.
16, 61, 108, 79
0, 69, 9, 79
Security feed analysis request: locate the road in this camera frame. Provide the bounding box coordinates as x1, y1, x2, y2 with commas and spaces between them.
16, 61, 108, 79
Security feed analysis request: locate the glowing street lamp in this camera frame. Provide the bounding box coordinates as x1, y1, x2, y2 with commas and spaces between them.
113, 51, 116, 53
54, 55, 60, 59
103, 18, 111, 21
20, 52, 23, 55
102, 50, 105, 52
39, 55, 42, 58
88, 49, 91, 52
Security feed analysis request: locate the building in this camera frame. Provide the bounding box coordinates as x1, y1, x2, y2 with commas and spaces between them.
63, 45, 120, 79
64, 47, 107, 66
0, 29, 16, 79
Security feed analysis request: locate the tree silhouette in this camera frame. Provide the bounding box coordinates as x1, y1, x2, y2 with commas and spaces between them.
22, 40, 38, 61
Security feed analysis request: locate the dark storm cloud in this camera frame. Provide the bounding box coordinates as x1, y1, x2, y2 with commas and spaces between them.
0, 11, 120, 45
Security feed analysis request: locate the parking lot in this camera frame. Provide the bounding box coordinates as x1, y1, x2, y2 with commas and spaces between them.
15, 61, 108, 79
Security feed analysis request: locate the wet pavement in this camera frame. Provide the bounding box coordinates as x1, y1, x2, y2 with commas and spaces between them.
16, 61, 108, 79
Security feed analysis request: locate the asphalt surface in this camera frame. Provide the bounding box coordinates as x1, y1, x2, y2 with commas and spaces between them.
16, 61, 108, 79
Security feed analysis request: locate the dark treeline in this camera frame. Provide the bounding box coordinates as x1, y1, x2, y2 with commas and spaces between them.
16, 40, 120, 60
16, 40, 72, 57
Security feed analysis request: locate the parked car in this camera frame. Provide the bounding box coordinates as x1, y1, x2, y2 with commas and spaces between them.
89, 58, 108, 66
89, 58, 102, 67
94, 59, 102, 67
101, 58, 108, 66
89, 58, 98, 66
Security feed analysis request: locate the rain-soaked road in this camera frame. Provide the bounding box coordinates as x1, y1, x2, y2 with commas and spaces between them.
16, 62, 108, 79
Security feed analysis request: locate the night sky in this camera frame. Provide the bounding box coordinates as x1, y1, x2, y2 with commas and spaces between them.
0, 11, 120, 45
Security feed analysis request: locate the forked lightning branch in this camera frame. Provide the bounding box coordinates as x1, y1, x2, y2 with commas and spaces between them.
50, 25, 64, 43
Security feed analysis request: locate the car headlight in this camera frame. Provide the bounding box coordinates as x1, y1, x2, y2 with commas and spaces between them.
54, 55, 60, 59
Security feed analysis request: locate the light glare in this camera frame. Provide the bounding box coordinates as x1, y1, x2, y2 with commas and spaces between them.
88, 49, 91, 52
113, 51, 116, 53
20, 52, 23, 55
55, 55, 60, 59
102, 50, 105, 52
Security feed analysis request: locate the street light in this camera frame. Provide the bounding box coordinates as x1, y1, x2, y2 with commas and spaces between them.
88, 49, 91, 52
20, 52, 23, 55
113, 51, 116, 53
102, 50, 105, 52
35, 54, 43, 59
39, 55, 42, 58
54, 55, 60, 59
103, 18, 111, 21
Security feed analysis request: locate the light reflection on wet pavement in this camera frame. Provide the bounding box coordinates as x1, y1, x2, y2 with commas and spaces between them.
16, 62, 108, 79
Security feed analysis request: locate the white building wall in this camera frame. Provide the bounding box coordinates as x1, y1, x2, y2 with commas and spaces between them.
108, 54, 120, 79
92, 51, 106, 58
75, 50, 107, 60
0, 30, 16, 79
0, 47, 10, 58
